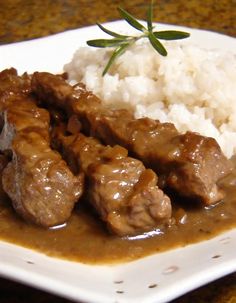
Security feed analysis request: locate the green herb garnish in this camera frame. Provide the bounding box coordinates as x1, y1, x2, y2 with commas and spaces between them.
87, 1, 190, 76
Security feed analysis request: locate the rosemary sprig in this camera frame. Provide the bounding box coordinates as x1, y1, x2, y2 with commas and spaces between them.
87, 1, 190, 76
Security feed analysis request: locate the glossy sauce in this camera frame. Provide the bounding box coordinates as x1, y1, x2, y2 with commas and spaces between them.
0, 171, 235, 264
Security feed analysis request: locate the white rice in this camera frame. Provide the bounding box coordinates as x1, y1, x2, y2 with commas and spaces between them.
64, 39, 236, 158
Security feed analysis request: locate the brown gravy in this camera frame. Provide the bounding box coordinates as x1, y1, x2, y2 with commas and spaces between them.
0, 172, 235, 264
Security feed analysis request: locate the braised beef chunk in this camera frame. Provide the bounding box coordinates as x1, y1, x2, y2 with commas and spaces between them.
53, 127, 171, 236
92, 116, 232, 205
32, 72, 232, 205
31, 72, 103, 135
0, 69, 84, 227
0, 68, 32, 130
0, 154, 9, 203
0, 68, 31, 98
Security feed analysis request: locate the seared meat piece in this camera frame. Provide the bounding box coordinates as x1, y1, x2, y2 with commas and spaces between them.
0, 154, 9, 203
32, 72, 232, 205
0, 68, 32, 129
53, 127, 171, 236
0, 69, 83, 227
0, 68, 31, 98
94, 117, 232, 205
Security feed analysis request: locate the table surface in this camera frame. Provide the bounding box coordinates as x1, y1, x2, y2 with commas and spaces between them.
0, 0, 235, 302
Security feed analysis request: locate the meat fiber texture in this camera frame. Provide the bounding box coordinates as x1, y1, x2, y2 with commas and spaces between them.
0, 69, 83, 227
31, 72, 232, 206
53, 130, 171, 236
64, 40, 236, 158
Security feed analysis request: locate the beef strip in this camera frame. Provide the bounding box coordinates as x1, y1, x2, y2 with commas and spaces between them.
32, 72, 232, 205
0, 68, 32, 130
0, 68, 31, 97
92, 116, 233, 205
53, 125, 171, 236
0, 154, 10, 203
0, 69, 84, 227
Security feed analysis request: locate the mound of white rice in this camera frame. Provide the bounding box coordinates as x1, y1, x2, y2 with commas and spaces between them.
64, 39, 236, 158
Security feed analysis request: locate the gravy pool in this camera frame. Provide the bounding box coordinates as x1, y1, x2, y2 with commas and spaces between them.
0, 173, 235, 264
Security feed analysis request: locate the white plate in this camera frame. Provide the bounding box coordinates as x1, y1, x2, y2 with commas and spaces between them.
0, 21, 235, 303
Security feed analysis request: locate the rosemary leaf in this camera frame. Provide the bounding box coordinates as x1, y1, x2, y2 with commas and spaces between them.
153, 30, 190, 40
102, 43, 130, 76
87, 38, 124, 48
96, 23, 130, 39
147, 1, 153, 31
118, 7, 146, 32
87, 2, 190, 75
148, 31, 167, 56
